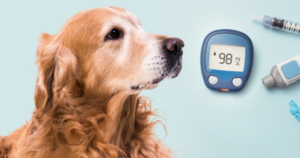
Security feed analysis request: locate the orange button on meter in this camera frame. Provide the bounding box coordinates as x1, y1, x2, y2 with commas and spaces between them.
220, 88, 229, 92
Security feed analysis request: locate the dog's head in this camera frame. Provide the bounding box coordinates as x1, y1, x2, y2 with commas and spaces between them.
35, 7, 184, 109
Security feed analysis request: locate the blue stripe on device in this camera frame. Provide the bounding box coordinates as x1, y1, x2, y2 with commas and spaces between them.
281, 61, 300, 79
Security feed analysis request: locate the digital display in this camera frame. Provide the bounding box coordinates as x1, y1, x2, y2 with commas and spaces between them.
209, 44, 246, 72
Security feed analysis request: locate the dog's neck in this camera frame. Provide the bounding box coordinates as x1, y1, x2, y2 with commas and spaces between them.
102, 91, 138, 146
16, 83, 165, 158
33, 85, 140, 149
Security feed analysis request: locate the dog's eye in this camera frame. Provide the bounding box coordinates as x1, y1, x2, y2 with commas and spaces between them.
107, 29, 120, 40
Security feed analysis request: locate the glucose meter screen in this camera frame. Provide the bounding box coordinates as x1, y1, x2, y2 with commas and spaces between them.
209, 44, 246, 72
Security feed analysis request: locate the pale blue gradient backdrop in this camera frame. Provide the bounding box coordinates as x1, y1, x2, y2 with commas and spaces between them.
1, 0, 300, 158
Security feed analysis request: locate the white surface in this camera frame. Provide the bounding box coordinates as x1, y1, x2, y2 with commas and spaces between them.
209, 44, 246, 72
208, 75, 218, 85
232, 78, 243, 87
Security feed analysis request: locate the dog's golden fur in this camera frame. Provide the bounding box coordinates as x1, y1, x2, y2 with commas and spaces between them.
0, 7, 180, 158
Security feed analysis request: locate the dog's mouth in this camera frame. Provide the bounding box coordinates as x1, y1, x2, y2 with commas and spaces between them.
130, 78, 164, 90
131, 62, 182, 90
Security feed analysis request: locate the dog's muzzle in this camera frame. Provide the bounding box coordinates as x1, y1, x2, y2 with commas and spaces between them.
131, 38, 184, 90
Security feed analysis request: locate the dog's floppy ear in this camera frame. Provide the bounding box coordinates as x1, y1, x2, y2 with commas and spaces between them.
34, 33, 81, 113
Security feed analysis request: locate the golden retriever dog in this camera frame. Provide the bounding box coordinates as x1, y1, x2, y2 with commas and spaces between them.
0, 6, 184, 158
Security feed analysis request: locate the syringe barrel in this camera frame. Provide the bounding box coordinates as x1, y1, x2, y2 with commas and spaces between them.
264, 15, 300, 34
281, 20, 300, 34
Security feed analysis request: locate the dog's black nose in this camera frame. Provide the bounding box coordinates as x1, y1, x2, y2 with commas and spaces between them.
164, 38, 184, 56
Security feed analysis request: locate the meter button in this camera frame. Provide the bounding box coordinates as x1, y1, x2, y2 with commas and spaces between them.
208, 76, 218, 85
232, 78, 242, 87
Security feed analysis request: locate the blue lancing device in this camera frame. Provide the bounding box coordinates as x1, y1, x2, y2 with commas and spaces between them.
201, 29, 254, 92
262, 54, 300, 88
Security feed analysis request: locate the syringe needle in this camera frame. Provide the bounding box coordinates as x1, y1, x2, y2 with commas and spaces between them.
251, 16, 263, 23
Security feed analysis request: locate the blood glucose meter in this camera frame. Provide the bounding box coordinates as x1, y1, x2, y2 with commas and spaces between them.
201, 29, 254, 92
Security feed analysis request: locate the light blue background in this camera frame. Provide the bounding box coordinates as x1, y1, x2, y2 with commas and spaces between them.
1, 0, 300, 158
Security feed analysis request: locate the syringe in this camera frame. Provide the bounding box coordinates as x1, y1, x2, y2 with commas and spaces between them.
252, 15, 300, 35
